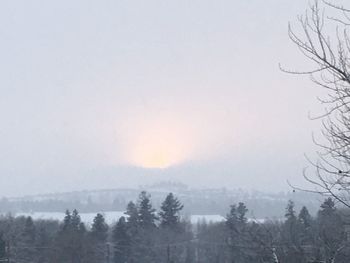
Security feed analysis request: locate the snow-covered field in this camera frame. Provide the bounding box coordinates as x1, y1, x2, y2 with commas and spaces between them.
15, 211, 126, 225
13, 211, 226, 225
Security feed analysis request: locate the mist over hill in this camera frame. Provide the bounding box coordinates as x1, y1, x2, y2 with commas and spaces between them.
1, 181, 321, 219
2, 154, 309, 197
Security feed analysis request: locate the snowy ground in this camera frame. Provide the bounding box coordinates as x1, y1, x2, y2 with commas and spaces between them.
12, 211, 226, 225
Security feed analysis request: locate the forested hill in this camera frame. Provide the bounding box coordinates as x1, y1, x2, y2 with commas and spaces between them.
0, 193, 348, 263
1, 182, 321, 218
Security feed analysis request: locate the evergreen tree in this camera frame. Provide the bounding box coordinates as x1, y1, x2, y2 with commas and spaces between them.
159, 193, 184, 229
298, 206, 312, 229
23, 216, 36, 243
62, 210, 72, 231
317, 198, 345, 262
71, 209, 81, 231
56, 209, 87, 263
136, 191, 158, 262
125, 201, 139, 229
225, 203, 249, 262
158, 193, 187, 263
91, 213, 108, 242
298, 206, 314, 248
237, 202, 248, 224
35, 223, 51, 263
17, 216, 36, 263
285, 200, 297, 221
90, 213, 109, 263
226, 202, 248, 232
281, 200, 304, 263
319, 198, 336, 217
226, 204, 238, 231
123, 201, 141, 262
137, 191, 158, 228
112, 216, 131, 263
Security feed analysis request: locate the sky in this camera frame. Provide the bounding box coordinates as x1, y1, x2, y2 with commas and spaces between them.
0, 0, 327, 196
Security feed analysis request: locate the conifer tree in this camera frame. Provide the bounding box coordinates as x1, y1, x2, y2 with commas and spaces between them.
298, 206, 314, 247
121, 201, 140, 262
125, 201, 139, 229
23, 216, 36, 242
225, 203, 249, 262
57, 209, 87, 263
112, 216, 131, 263
17, 216, 36, 263
62, 210, 72, 231
71, 209, 81, 231
136, 191, 158, 263
319, 198, 336, 217
137, 191, 158, 228
35, 223, 52, 263
91, 213, 108, 242
158, 193, 186, 263
298, 206, 312, 229
281, 200, 304, 263
90, 213, 109, 263
317, 198, 345, 262
237, 202, 248, 224
159, 193, 184, 229
226, 204, 238, 231
285, 200, 297, 221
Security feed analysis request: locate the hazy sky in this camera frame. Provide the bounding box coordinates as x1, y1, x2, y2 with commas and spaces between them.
0, 0, 325, 196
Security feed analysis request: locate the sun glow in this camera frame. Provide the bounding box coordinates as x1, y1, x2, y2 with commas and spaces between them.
128, 131, 192, 169
120, 118, 194, 169
131, 142, 183, 169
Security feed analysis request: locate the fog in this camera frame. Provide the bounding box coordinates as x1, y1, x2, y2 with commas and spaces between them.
0, 0, 322, 196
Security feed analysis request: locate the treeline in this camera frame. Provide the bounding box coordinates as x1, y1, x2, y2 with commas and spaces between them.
0, 188, 319, 218
0, 196, 128, 214
0, 192, 348, 262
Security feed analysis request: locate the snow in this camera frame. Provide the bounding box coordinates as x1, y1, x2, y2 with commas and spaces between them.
13, 211, 226, 225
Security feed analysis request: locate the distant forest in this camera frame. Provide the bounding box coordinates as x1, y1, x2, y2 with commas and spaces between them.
0, 183, 321, 219
0, 191, 348, 263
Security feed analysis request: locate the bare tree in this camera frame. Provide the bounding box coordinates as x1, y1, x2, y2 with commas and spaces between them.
284, 0, 350, 207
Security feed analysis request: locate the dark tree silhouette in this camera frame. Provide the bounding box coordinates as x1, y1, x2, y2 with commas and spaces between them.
159, 193, 184, 229
90, 213, 109, 262
112, 216, 131, 263
91, 213, 108, 242
137, 191, 158, 229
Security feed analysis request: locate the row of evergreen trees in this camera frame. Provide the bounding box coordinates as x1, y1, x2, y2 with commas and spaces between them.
112, 191, 191, 263
0, 191, 190, 263
195, 198, 350, 263
0, 192, 348, 262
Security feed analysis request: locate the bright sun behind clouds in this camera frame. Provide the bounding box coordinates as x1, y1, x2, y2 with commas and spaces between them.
130, 137, 186, 169
115, 103, 243, 169
119, 116, 196, 169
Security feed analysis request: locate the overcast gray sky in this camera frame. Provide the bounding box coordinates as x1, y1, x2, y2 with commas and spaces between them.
0, 0, 326, 196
